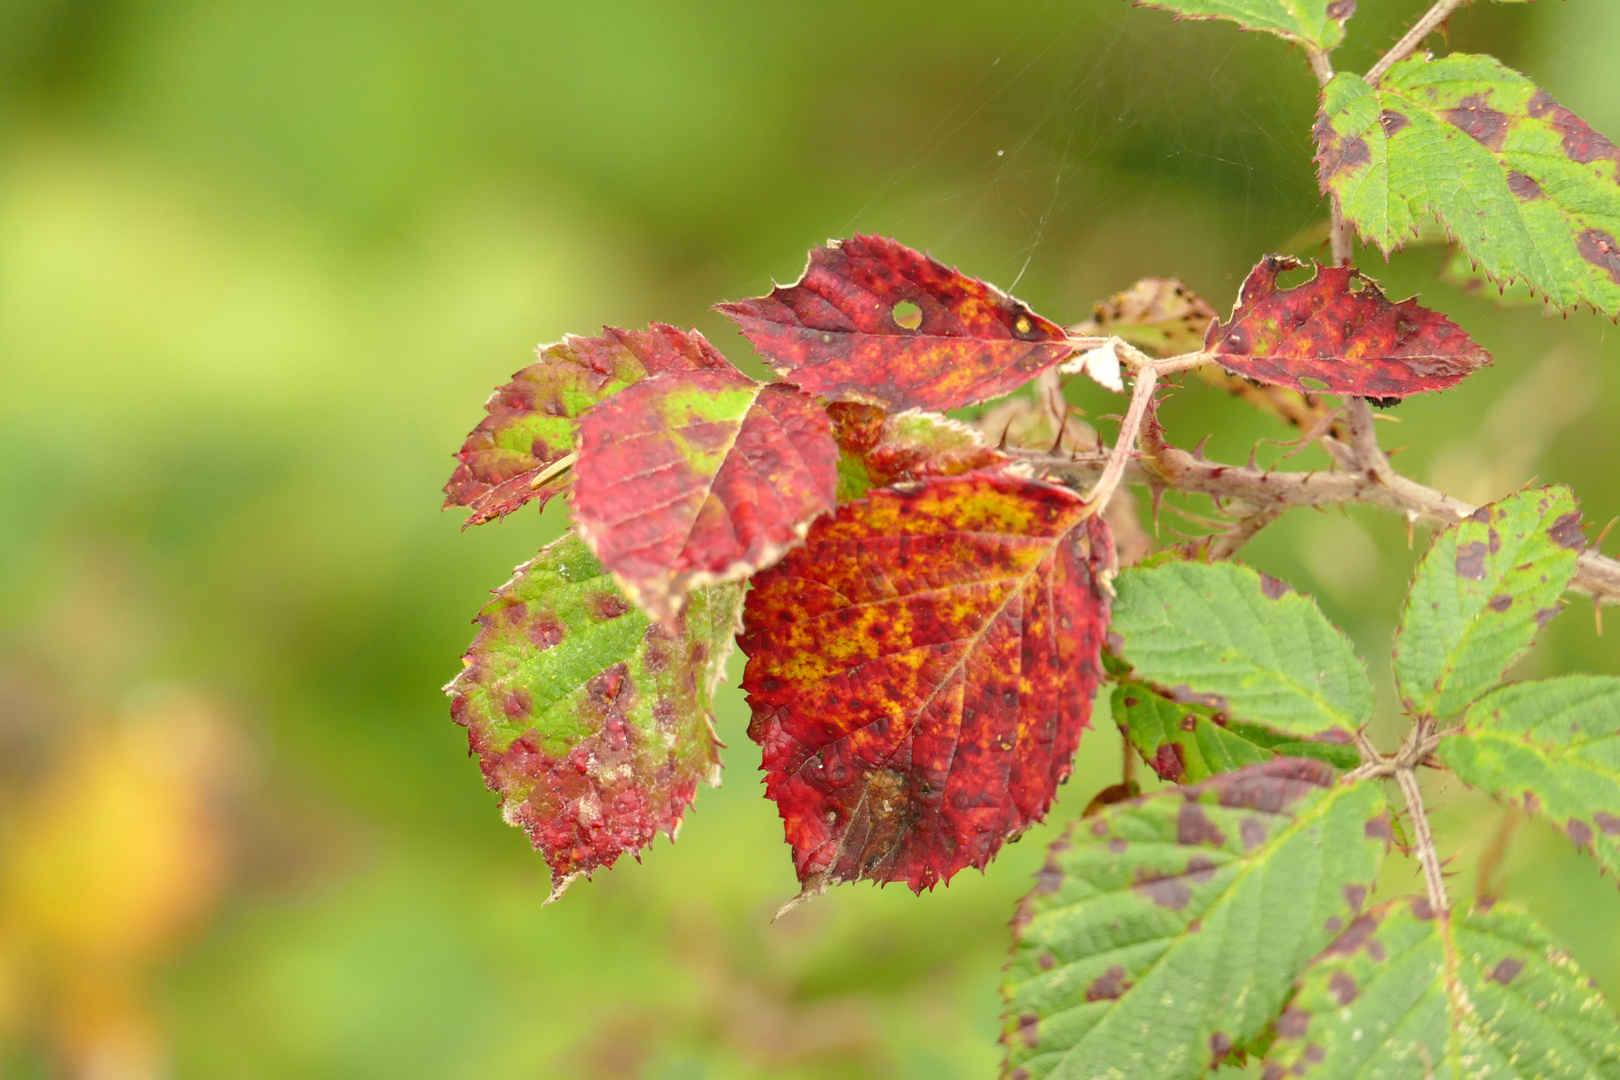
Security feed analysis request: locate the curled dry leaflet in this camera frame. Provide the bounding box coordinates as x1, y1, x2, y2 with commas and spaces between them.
440, 1, 1620, 1075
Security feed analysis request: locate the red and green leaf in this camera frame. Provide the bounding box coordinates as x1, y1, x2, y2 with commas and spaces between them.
1206, 256, 1491, 399
445, 325, 731, 525
827, 401, 1010, 502
446, 531, 742, 898
717, 235, 1074, 412
738, 472, 1114, 900
571, 362, 839, 623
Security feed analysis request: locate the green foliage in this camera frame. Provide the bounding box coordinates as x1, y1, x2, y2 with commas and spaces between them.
1266, 898, 1620, 1079
1136, 0, 1354, 51
1394, 487, 1583, 720
1108, 561, 1373, 740
1112, 680, 1358, 785
1442, 676, 1620, 883
1002, 760, 1388, 1080
1316, 54, 1620, 318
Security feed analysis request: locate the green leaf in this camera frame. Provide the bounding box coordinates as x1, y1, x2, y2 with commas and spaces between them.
1003, 759, 1390, 1080
1109, 561, 1373, 741
1263, 897, 1620, 1079
1113, 681, 1359, 785
1440, 675, 1620, 883
1393, 486, 1582, 719
1316, 55, 1620, 318
445, 531, 742, 898
1135, 0, 1355, 51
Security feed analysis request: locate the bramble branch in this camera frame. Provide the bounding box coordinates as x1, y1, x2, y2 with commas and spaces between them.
1014, 417, 1620, 606
1366, 0, 1468, 85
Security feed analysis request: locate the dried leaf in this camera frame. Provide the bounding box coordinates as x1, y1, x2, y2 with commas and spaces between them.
1264, 897, 1620, 1079
1003, 759, 1389, 1080
1206, 256, 1491, 399
1135, 0, 1356, 51
1316, 54, 1620, 318
738, 473, 1114, 898
1072, 277, 1217, 359
827, 402, 1010, 503
446, 531, 742, 898
571, 361, 839, 623
445, 325, 730, 525
717, 235, 1074, 411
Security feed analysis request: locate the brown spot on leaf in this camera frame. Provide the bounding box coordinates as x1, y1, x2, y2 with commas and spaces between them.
1523, 790, 1542, 816
1240, 817, 1268, 852
1344, 883, 1367, 914
1260, 573, 1290, 600
1209, 1032, 1233, 1063
1016, 1013, 1040, 1048
1180, 714, 1199, 732
1456, 540, 1488, 580
1305, 1044, 1326, 1064
1413, 897, 1436, 921
1568, 818, 1595, 851
1488, 958, 1524, 985
1086, 965, 1131, 1001
591, 593, 632, 621
1535, 607, 1561, 627
1325, 914, 1382, 958
1594, 811, 1620, 836
1378, 110, 1410, 138
1579, 229, 1620, 286
1488, 594, 1513, 613
1325, 0, 1355, 19
1506, 171, 1545, 201
1364, 815, 1394, 843
1443, 94, 1509, 150
1178, 803, 1228, 847
1038, 951, 1057, 971
1330, 971, 1359, 1005
1548, 512, 1586, 550
1320, 134, 1371, 181
1152, 742, 1187, 782
1034, 859, 1064, 894
1276, 1008, 1311, 1039
1132, 868, 1192, 911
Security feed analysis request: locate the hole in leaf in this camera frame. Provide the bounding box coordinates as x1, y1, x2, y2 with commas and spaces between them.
893, 301, 923, 330
1276, 264, 1317, 290
1299, 376, 1330, 391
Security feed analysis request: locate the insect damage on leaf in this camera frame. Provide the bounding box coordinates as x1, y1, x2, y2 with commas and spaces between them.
1135, 0, 1356, 52
446, 532, 742, 899
1263, 896, 1620, 1080
716, 235, 1074, 412
1316, 53, 1620, 318
738, 472, 1114, 902
1003, 758, 1388, 1080
571, 340, 839, 624
1070, 277, 1216, 359
445, 324, 733, 526
827, 401, 1011, 503
1206, 255, 1491, 399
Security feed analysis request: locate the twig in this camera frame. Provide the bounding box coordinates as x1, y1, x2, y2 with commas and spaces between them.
1366, 0, 1468, 86
1397, 760, 1451, 915
1016, 443, 1620, 605
1082, 347, 1209, 514
1204, 505, 1283, 560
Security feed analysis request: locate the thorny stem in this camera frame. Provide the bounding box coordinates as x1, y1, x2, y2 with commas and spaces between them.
1013, 438, 1620, 605
1079, 343, 1209, 514
1344, 718, 1451, 914
1366, 0, 1469, 86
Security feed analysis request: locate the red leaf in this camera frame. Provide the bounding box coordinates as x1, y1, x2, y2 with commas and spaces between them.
445, 325, 730, 525
738, 472, 1115, 900
572, 352, 839, 623
1206, 256, 1491, 399
827, 401, 1011, 501
717, 235, 1074, 411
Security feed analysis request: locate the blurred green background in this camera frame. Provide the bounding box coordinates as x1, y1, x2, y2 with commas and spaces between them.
1, 1, 1617, 1077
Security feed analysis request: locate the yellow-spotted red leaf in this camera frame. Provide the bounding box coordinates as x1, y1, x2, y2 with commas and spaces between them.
445, 325, 731, 525
1206, 256, 1491, 399
826, 401, 1010, 502
571, 360, 839, 623
738, 472, 1114, 899
717, 235, 1075, 412
446, 532, 742, 899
